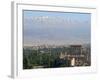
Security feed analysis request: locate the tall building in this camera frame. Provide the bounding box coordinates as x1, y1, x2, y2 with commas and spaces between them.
69, 45, 82, 55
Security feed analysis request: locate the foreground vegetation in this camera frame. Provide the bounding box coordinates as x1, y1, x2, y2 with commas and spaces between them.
23, 47, 71, 69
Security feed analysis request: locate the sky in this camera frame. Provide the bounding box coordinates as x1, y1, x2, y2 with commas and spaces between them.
23, 10, 91, 46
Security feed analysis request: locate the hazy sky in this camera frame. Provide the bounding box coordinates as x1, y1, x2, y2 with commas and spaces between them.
23, 10, 91, 46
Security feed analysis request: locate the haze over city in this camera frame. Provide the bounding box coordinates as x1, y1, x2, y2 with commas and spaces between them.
23, 10, 91, 46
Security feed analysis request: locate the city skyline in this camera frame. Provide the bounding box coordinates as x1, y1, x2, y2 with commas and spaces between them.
23, 10, 91, 46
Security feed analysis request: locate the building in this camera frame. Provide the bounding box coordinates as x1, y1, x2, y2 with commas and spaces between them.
59, 45, 87, 66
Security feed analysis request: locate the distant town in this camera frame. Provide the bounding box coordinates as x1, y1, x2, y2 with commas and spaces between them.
23, 44, 91, 69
